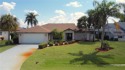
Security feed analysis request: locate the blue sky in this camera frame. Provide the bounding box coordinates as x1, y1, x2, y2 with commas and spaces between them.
0, 0, 124, 27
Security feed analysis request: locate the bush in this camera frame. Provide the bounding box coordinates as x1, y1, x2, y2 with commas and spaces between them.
5, 40, 13, 45
48, 41, 54, 46
11, 33, 19, 44
38, 42, 48, 49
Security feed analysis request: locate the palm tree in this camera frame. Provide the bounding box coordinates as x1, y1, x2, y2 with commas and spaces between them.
25, 12, 38, 28
118, 3, 125, 22
93, 0, 121, 49
0, 14, 18, 41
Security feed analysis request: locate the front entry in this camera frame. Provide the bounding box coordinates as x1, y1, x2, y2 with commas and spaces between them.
66, 33, 73, 41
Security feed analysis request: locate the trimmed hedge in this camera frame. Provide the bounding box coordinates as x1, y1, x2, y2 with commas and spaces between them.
38, 42, 48, 49
38, 40, 77, 49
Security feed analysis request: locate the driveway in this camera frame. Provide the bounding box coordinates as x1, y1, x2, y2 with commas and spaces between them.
0, 45, 38, 70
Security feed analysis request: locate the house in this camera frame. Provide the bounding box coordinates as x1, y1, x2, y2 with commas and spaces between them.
98, 22, 125, 41
0, 28, 24, 40
18, 23, 94, 44
0, 31, 9, 40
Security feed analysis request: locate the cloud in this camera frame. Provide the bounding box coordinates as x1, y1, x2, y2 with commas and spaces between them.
116, 0, 125, 3
18, 19, 27, 28
38, 10, 87, 25
108, 17, 120, 23
0, 2, 16, 13
55, 10, 66, 16
66, 1, 82, 7
24, 10, 39, 15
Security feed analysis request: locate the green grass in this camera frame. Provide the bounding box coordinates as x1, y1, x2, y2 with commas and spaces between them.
0, 40, 15, 53
21, 41, 125, 70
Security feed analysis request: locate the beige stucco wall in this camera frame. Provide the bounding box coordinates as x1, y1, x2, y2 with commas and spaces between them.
74, 32, 94, 41
1, 31, 9, 40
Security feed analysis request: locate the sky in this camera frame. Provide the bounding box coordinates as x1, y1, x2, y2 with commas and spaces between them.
0, 0, 125, 28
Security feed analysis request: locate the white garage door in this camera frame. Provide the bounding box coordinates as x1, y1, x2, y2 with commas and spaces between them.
19, 33, 48, 44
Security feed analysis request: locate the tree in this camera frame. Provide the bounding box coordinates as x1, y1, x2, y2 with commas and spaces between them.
87, 9, 97, 41
77, 16, 88, 30
0, 14, 18, 41
77, 16, 89, 40
93, 0, 121, 49
51, 29, 63, 41
25, 12, 38, 28
87, 9, 102, 41
118, 3, 125, 22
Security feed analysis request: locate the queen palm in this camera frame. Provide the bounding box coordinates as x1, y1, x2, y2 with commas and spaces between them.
25, 12, 38, 28
0, 14, 18, 41
93, 0, 121, 48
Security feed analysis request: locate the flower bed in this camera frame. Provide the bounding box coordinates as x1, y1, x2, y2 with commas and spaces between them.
38, 40, 77, 49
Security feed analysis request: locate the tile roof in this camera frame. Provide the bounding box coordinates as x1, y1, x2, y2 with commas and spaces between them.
18, 23, 78, 33
18, 26, 50, 33
42, 23, 78, 31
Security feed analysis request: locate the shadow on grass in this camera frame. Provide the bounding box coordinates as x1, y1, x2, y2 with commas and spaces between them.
69, 51, 113, 66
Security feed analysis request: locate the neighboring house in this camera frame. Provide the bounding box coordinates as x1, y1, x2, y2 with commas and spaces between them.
98, 22, 125, 41
0, 28, 24, 40
18, 23, 94, 44
0, 31, 9, 40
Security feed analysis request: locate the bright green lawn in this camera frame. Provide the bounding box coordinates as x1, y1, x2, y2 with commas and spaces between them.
0, 40, 15, 53
21, 41, 125, 70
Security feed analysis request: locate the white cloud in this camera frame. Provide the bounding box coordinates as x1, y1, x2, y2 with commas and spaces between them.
24, 10, 39, 15
116, 0, 125, 3
55, 10, 66, 16
108, 17, 120, 23
66, 1, 82, 7
70, 12, 87, 19
18, 19, 27, 28
39, 11, 87, 25
0, 2, 16, 13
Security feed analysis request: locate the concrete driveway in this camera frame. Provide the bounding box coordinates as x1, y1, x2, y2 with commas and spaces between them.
0, 45, 38, 70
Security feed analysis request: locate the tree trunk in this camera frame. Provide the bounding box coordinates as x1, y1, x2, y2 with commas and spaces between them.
101, 25, 105, 48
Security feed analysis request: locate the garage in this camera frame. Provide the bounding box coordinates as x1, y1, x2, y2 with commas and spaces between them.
19, 33, 48, 44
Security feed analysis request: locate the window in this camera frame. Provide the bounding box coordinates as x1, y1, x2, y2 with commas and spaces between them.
118, 36, 122, 38
0, 32, 2, 35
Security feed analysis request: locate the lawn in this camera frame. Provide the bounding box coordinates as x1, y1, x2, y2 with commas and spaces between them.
21, 41, 125, 70
0, 40, 15, 53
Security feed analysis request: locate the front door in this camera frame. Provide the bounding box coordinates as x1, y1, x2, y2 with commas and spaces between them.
66, 33, 73, 41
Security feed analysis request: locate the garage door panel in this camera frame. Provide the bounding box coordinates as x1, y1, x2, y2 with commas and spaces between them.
19, 33, 48, 44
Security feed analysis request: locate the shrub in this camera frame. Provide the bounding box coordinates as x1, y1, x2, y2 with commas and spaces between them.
38, 42, 48, 49
48, 41, 54, 46
5, 40, 13, 45
10, 33, 19, 44
51, 29, 63, 41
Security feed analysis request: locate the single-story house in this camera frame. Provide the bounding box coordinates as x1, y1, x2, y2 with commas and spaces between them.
18, 23, 94, 44
0, 28, 23, 40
